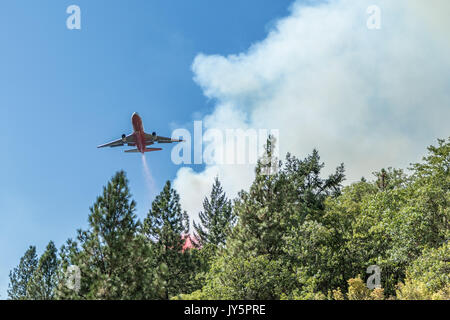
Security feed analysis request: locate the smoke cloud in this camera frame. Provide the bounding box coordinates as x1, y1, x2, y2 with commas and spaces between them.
174, 0, 450, 222
141, 154, 157, 199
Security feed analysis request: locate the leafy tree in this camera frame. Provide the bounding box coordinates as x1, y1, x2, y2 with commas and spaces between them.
370, 138, 449, 294
8, 246, 38, 300
285, 180, 383, 295
27, 241, 58, 300
200, 254, 296, 300
318, 181, 379, 291
347, 276, 371, 300
193, 177, 235, 248
171, 289, 207, 300
291, 138, 450, 296
142, 180, 196, 299
345, 276, 385, 300
331, 288, 345, 300
396, 242, 450, 300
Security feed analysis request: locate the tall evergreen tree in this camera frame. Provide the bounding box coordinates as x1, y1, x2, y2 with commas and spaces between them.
373, 167, 408, 191
193, 177, 235, 247
58, 171, 163, 299
199, 138, 346, 299
142, 180, 194, 298
229, 139, 345, 259
228, 136, 285, 258
27, 241, 58, 300
8, 245, 38, 300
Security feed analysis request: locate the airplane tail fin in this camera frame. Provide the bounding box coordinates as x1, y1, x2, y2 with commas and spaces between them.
124, 148, 162, 153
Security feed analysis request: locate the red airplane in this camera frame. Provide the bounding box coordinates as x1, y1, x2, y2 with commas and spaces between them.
97, 112, 183, 154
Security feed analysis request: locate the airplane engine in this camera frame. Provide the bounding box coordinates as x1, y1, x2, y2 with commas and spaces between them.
152, 132, 156, 137
121, 134, 127, 143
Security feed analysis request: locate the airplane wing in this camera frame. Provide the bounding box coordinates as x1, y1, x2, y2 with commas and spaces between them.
144, 133, 184, 144
97, 134, 136, 148
156, 135, 184, 143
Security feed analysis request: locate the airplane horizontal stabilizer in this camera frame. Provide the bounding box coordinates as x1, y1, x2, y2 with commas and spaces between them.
144, 148, 162, 152
124, 148, 163, 153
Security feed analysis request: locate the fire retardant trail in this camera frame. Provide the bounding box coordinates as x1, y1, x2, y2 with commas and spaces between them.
141, 154, 157, 198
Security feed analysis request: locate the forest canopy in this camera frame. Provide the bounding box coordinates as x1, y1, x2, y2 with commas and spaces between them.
8, 137, 449, 300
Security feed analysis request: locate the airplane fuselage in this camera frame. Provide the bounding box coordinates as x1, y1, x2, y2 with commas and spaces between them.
132, 112, 146, 154
98, 112, 178, 153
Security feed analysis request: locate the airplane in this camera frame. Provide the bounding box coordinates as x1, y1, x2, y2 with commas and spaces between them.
97, 112, 183, 154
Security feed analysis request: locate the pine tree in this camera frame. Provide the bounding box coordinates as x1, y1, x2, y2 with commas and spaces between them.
58, 171, 163, 299
8, 245, 38, 300
27, 241, 58, 300
227, 136, 286, 258
193, 177, 235, 247
373, 167, 407, 191
142, 180, 194, 299
200, 138, 346, 299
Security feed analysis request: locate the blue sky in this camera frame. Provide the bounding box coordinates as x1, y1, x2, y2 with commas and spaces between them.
2, 0, 449, 299
0, 0, 294, 298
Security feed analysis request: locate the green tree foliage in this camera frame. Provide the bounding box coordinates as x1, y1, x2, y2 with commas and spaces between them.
373, 167, 408, 191
396, 242, 450, 300
368, 138, 449, 294
185, 138, 448, 300
229, 145, 344, 260
9, 138, 449, 300
193, 138, 346, 299
8, 245, 38, 300
142, 180, 197, 299
26, 241, 58, 300
283, 138, 448, 297
340, 276, 385, 300
58, 171, 165, 299
193, 177, 235, 248
201, 254, 296, 300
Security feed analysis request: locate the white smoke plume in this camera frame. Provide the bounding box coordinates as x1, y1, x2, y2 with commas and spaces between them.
141, 154, 157, 198
174, 0, 450, 222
